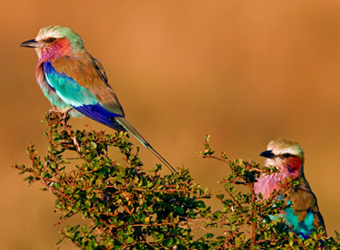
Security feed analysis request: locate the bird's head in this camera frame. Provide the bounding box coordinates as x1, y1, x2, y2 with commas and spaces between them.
20, 26, 84, 62
260, 138, 304, 176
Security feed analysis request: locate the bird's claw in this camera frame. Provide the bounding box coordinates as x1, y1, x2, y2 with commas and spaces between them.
49, 107, 72, 121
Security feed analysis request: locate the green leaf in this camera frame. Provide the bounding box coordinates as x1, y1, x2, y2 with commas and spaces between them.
155, 234, 164, 243
175, 206, 185, 215
164, 237, 174, 247
126, 237, 134, 244
235, 237, 241, 247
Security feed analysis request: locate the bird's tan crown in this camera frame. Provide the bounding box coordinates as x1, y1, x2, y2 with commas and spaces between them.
267, 138, 304, 160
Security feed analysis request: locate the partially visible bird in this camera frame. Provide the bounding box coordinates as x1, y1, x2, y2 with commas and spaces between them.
20, 25, 176, 173
254, 139, 326, 238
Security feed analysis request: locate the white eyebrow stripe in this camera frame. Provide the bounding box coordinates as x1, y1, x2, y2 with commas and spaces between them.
36, 30, 63, 42
270, 147, 299, 157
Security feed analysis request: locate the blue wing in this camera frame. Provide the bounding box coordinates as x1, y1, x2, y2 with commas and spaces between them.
44, 61, 123, 129
284, 200, 315, 239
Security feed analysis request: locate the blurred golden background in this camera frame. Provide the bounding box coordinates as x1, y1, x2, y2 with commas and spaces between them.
1, 1, 340, 249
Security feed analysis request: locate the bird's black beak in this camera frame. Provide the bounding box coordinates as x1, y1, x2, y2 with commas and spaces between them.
260, 150, 275, 159
20, 39, 39, 48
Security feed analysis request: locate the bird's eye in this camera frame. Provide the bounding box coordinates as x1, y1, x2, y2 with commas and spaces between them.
46, 38, 56, 43
282, 153, 291, 158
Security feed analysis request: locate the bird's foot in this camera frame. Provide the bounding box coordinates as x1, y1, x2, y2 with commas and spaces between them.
49, 106, 73, 121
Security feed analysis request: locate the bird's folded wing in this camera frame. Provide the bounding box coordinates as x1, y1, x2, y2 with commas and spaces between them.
46, 56, 124, 117
290, 188, 326, 230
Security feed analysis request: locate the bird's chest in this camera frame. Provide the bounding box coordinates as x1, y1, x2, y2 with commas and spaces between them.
35, 63, 70, 110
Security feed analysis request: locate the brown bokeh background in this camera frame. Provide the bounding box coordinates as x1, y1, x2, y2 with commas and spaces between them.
1, 1, 340, 249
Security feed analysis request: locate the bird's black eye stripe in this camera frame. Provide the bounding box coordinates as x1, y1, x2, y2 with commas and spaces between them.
282, 153, 291, 158
46, 37, 56, 43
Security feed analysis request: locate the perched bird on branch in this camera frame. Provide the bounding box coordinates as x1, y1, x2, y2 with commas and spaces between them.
20, 25, 176, 173
254, 138, 326, 239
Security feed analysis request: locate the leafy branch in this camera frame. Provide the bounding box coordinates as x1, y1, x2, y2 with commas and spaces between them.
12, 115, 338, 249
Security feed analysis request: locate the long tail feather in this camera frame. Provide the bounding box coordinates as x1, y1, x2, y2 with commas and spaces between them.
115, 117, 177, 173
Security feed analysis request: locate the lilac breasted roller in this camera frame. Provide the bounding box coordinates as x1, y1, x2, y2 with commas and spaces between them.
254, 138, 326, 239
20, 25, 176, 173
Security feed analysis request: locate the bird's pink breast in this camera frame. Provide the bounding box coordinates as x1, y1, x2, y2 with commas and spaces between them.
255, 157, 302, 200
254, 171, 290, 200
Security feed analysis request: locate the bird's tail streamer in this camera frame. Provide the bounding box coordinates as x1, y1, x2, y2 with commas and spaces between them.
115, 117, 177, 173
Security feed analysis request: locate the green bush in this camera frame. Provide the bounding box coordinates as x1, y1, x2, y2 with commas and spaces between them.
13, 113, 339, 249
